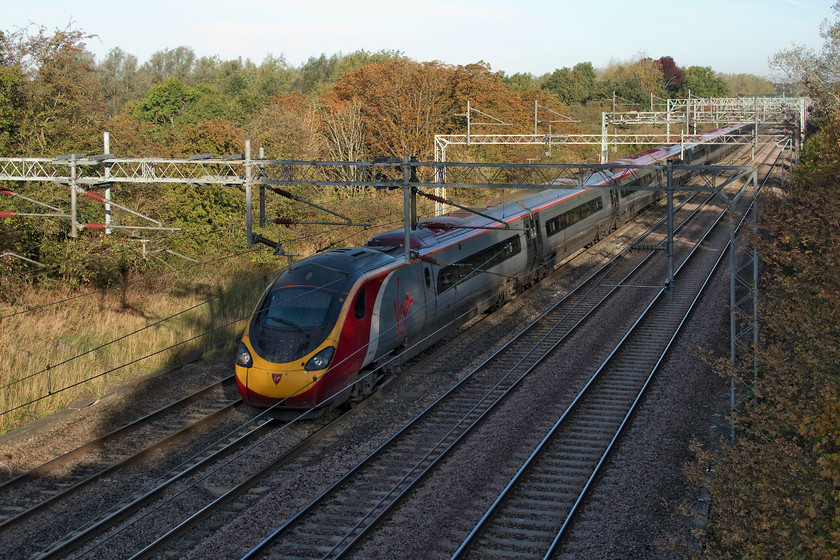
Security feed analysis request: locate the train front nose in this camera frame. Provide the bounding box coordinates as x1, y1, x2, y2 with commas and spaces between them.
235, 339, 337, 409
235, 364, 319, 409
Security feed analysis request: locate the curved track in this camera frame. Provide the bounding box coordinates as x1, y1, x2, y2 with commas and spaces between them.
238, 182, 733, 559
0, 137, 786, 559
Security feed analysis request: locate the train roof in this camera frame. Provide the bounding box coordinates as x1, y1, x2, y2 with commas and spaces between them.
364, 187, 587, 251
282, 246, 397, 286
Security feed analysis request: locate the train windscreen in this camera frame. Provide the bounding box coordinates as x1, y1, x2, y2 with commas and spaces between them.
264, 288, 335, 330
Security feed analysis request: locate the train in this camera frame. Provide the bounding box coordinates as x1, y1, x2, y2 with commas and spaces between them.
235, 122, 754, 416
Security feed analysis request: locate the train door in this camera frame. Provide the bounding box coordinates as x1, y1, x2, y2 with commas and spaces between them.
422, 263, 437, 328
526, 213, 542, 263
609, 189, 620, 228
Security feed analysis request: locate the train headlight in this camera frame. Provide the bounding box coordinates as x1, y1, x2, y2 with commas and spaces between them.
236, 342, 253, 368
305, 346, 335, 371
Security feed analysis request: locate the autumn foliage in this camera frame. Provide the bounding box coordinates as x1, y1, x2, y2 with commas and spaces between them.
691, 113, 840, 558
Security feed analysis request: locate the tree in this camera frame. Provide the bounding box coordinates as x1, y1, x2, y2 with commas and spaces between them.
772, 1, 840, 116
323, 58, 453, 159
678, 66, 729, 98
0, 32, 25, 153
657, 56, 683, 96
141, 46, 197, 84
693, 115, 840, 558
97, 47, 146, 117
3, 23, 105, 155
133, 78, 200, 127
721, 73, 777, 96
322, 100, 366, 162
291, 50, 403, 97
598, 55, 667, 105
542, 62, 596, 105
499, 71, 539, 92
245, 93, 321, 159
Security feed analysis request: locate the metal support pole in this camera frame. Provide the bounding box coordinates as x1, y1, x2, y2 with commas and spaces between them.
534, 99, 538, 135
70, 155, 78, 238
403, 154, 411, 263
686, 90, 691, 136
104, 132, 112, 234
259, 147, 266, 228
729, 203, 737, 445
409, 156, 418, 229
666, 161, 675, 299
751, 170, 760, 383
245, 140, 253, 246
466, 100, 471, 147
600, 112, 608, 164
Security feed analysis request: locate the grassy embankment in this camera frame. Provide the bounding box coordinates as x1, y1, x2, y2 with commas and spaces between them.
0, 256, 276, 434
0, 188, 433, 435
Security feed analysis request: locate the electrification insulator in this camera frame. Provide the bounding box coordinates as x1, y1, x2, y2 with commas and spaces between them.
0, 189, 13, 196
269, 187, 295, 199
83, 191, 106, 202
272, 218, 295, 225
423, 193, 448, 204
0, 210, 15, 217
84, 223, 107, 230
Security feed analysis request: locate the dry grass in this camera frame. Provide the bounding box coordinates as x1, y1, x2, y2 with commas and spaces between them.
0, 187, 510, 434
0, 257, 277, 434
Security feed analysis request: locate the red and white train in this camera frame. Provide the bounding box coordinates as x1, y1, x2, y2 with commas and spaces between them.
235, 123, 753, 416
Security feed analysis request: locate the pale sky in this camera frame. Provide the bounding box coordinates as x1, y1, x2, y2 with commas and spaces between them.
4, 0, 835, 79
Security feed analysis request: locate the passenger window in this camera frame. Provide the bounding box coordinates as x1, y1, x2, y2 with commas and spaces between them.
354, 288, 366, 320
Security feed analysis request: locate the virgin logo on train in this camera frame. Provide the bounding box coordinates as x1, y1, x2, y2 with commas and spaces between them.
394, 277, 413, 339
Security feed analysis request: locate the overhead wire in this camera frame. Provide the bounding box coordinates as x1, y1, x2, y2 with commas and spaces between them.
0, 197, 424, 414
1, 98, 558, 416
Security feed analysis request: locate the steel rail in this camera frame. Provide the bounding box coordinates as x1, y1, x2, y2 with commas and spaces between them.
107, 193, 702, 560
26, 164, 730, 559
451, 148, 769, 559
0, 375, 235, 494
238, 188, 714, 559
0, 399, 242, 533
331, 184, 738, 560
35, 417, 280, 559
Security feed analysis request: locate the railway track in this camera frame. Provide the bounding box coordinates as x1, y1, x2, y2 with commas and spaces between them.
0, 376, 240, 525
451, 179, 754, 559
0, 139, 782, 559
234, 182, 737, 558
0, 375, 288, 559
4, 181, 699, 559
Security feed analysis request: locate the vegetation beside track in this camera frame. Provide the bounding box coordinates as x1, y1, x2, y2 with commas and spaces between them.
687, 4, 840, 552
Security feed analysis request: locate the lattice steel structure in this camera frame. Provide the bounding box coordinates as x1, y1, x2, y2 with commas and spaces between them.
2, 133, 796, 440
434, 96, 807, 165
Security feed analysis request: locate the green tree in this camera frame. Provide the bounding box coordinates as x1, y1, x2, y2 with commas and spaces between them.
97, 47, 147, 117
141, 46, 197, 84
0, 32, 25, 153
499, 71, 539, 92
678, 66, 729, 98
133, 78, 200, 127
721, 73, 777, 96
3, 23, 106, 155
542, 62, 596, 105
